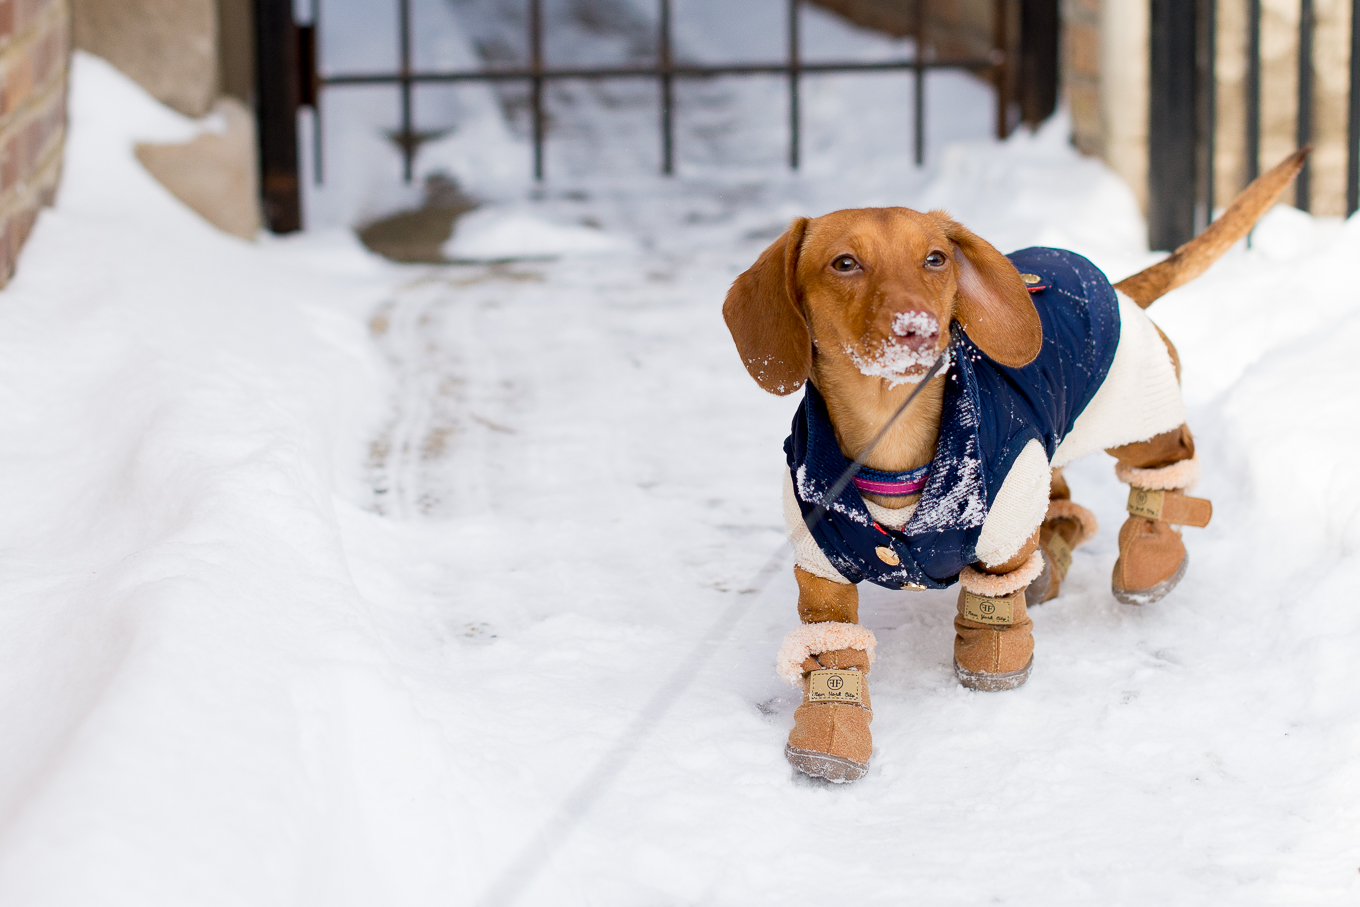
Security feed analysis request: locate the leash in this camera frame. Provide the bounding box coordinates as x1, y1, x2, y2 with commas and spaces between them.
475, 348, 948, 905
804, 346, 950, 532
475, 544, 790, 907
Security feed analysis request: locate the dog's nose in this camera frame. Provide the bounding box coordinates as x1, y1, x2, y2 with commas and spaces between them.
891, 309, 941, 352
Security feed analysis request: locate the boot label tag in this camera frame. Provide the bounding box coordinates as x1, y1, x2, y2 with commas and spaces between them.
962, 592, 1014, 625
1046, 532, 1073, 577
807, 669, 863, 704
1127, 488, 1165, 520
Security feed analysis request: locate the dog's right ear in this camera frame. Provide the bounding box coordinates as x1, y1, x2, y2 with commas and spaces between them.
722, 218, 811, 395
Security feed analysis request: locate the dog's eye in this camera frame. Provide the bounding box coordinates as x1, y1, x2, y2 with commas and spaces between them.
924, 251, 947, 268
831, 255, 860, 272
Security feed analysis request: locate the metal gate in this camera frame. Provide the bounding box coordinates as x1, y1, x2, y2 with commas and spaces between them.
1147, 0, 1360, 250
253, 0, 1062, 233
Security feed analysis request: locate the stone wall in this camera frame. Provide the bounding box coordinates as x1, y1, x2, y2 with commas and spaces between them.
0, 0, 68, 286
71, 0, 216, 117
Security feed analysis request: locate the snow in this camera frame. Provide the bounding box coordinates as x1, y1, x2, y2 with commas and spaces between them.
1, 30, 1359, 907
444, 208, 632, 259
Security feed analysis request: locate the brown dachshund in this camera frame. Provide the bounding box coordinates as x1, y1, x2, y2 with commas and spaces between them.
723, 150, 1308, 783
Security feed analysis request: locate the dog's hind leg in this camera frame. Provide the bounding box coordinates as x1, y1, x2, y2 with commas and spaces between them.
1107, 425, 1212, 604
1025, 469, 1100, 605
779, 568, 875, 783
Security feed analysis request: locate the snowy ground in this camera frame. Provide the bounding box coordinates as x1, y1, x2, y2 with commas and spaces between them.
0, 43, 1358, 906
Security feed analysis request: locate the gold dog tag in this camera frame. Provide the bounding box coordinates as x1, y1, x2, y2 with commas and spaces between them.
808, 669, 863, 704
875, 545, 901, 566
1127, 487, 1165, 520
961, 591, 1014, 625
1020, 272, 1042, 285
1046, 532, 1073, 577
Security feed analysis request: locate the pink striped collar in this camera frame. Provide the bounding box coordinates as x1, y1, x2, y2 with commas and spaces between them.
852, 463, 930, 497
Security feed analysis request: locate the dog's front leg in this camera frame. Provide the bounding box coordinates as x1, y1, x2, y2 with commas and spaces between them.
778, 567, 875, 782
953, 533, 1046, 691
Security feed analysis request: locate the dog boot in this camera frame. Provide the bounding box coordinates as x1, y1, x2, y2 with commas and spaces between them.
1112, 457, 1212, 605
1027, 499, 1099, 605
777, 622, 876, 782
954, 552, 1042, 691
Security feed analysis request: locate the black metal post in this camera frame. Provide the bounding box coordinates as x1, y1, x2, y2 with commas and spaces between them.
914, 0, 926, 165
1196, 0, 1215, 231
1246, 0, 1261, 182
659, 0, 674, 175
1148, 0, 1198, 250
397, 0, 414, 182
253, 0, 303, 232
1018, 0, 1059, 127
531, 0, 544, 180
306, 0, 323, 184
1350, 0, 1360, 215
1296, 0, 1313, 210
788, 0, 800, 170
993, 0, 1010, 140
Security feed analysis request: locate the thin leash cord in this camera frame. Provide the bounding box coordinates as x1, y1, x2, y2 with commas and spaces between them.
475, 349, 947, 906
475, 543, 790, 907
803, 346, 950, 533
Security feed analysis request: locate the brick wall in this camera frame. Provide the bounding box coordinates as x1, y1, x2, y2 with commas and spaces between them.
808, 0, 997, 61
0, 0, 68, 286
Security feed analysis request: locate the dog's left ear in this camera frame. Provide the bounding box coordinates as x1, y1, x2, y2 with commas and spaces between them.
722, 217, 812, 395
929, 211, 1042, 368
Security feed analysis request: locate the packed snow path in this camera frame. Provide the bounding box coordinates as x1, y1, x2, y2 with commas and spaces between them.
0, 55, 1358, 906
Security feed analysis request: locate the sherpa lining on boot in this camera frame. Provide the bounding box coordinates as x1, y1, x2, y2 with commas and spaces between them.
958, 550, 1045, 597
777, 622, 877, 686
1115, 454, 1201, 491
1045, 498, 1099, 545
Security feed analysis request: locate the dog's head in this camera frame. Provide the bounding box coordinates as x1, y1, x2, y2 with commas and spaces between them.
722, 207, 1042, 394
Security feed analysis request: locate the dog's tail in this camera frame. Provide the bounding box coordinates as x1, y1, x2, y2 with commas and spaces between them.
1114, 146, 1310, 308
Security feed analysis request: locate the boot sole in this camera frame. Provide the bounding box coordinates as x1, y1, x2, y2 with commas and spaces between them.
784, 745, 869, 783
1112, 552, 1188, 606
954, 656, 1033, 691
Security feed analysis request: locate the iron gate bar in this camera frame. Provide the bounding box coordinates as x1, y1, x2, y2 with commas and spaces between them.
1297, 0, 1313, 210
1195, 0, 1215, 233
659, 0, 673, 175
1350, 0, 1360, 215
1246, 0, 1260, 183
531, 0, 544, 180
788, 0, 800, 170
310, 0, 1003, 182
913, 0, 925, 166
320, 58, 999, 84
398, 0, 414, 182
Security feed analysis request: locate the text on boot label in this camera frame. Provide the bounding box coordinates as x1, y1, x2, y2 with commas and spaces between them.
1126, 488, 1165, 520
808, 669, 863, 704
962, 592, 1014, 625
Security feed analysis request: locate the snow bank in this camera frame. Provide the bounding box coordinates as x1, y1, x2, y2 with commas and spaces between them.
0, 54, 403, 902
1, 35, 1358, 907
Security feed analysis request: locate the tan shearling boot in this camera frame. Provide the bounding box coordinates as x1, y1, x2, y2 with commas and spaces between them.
1028, 498, 1099, 605
778, 623, 876, 782
954, 552, 1044, 691
1108, 425, 1211, 605
1112, 459, 1211, 604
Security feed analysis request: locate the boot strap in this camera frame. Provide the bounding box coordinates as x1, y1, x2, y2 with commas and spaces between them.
1126, 487, 1212, 527
1043, 530, 1073, 580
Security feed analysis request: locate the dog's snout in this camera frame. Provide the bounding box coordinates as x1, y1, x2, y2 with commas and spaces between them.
891, 309, 941, 351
